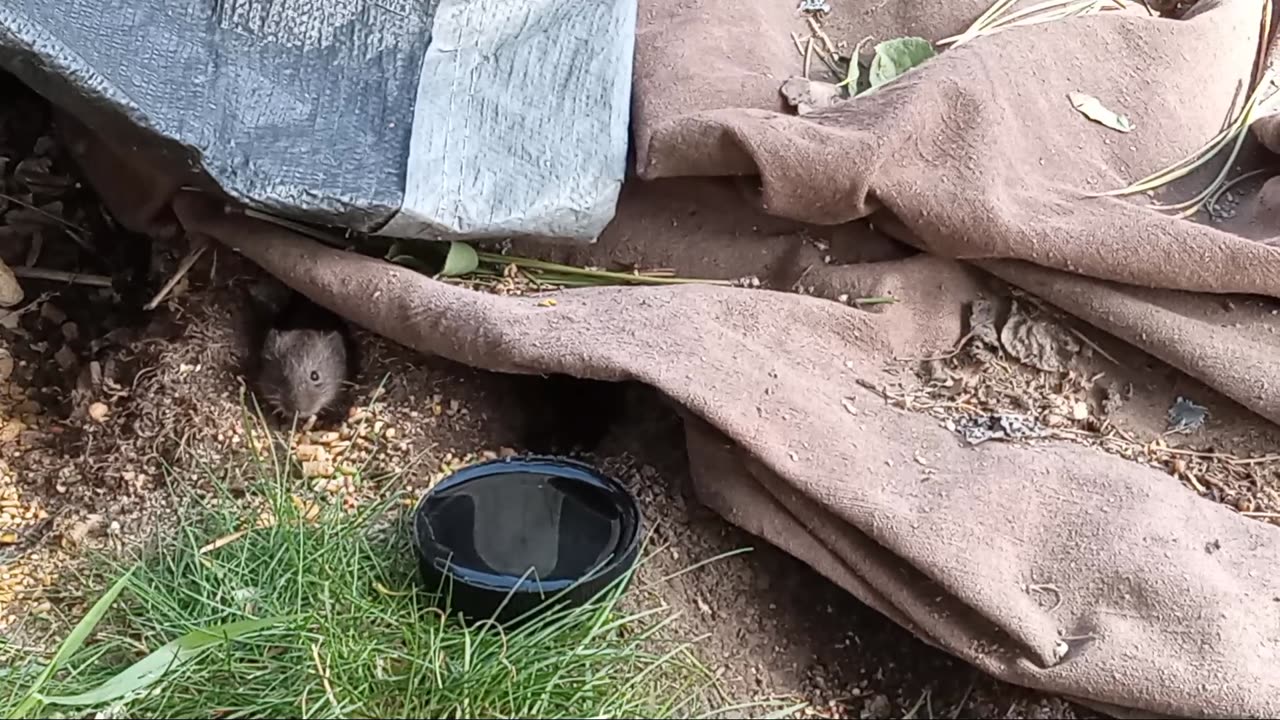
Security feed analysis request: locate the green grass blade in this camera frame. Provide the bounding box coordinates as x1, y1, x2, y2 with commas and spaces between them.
0, 448, 742, 718
942, 0, 1019, 46
6, 566, 135, 719
39, 615, 299, 707
986, 0, 1096, 28
1092, 4, 1273, 201
1207, 168, 1272, 213
475, 251, 733, 286
1151, 119, 1253, 213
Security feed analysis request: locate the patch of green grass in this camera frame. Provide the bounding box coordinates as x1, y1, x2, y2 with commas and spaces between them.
0, 456, 766, 719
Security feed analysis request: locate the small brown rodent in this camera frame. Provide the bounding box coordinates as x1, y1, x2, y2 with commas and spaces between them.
249, 282, 355, 424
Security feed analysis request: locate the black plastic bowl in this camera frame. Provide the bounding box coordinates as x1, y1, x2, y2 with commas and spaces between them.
411, 456, 642, 625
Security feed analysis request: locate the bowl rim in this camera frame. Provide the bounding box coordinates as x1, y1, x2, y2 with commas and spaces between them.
411, 455, 643, 596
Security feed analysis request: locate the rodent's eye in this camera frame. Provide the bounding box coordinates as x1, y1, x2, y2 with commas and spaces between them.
309, 371, 320, 382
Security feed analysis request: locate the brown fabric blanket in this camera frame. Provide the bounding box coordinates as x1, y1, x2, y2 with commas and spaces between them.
87, 0, 1280, 716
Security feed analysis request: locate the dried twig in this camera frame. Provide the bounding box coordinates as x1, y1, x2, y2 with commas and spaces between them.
806, 16, 840, 57
1027, 583, 1064, 612
896, 328, 977, 363
9, 266, 112, 287
23, 233, 43, 267
144, 237, 209, 311
790, 32, 807, 58
198, 529, 250, 555
951, 678, 977, 720
0, 191, 96, 256
1157, 447, 1280, 465
311, 641, 339, 708
1065, 325, 1121, 367
791, 20, 842, 77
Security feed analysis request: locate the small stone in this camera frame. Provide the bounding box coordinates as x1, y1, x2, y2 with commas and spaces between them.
294, 444, 325, 462
0, 259, 22, 307
1053, 640, 1070, 662
88, 402, 111, 423
0, 420, 25, 443
63, 514, 103, 547
54, 345, 77, 370
863, 694, 892, 719
383, 427, 397, 440
1071, 401, 1089, 421
301, 460, 335, 478
40, 302, 67, 325
61, 321, 80, 342
0, 351, 13, 382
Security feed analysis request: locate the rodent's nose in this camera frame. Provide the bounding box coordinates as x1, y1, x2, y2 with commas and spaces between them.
289, 391, 323, 419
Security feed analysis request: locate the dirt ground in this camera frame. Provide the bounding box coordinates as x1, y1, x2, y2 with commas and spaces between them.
0, 273, 1096, 720
4, 66, 1280, 720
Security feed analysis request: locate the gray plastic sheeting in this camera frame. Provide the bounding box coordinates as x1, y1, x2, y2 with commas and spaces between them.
0, 0, 635, 242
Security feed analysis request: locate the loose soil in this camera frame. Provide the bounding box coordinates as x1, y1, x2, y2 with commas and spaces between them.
5, 64, 1279, 720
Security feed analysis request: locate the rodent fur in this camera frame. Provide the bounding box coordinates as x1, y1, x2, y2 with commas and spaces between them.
249, 284, 356, 424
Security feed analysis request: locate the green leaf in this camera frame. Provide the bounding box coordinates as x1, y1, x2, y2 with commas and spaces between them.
439, 241, 479, 277
39, 615, 296, 707
868, 37, 936, 89
7, 566, 135, 719
1067, 91, 1134, 133
836, 36, 875, 95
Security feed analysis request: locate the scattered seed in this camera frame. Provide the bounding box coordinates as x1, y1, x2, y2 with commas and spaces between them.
87, 402, 110, 423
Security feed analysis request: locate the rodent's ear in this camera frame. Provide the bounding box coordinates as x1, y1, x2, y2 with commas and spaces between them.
319, 329, 347, 348
262, 328, 286, 357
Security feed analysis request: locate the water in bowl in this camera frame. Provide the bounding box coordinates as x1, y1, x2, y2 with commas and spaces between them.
418, 468, 625, 590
